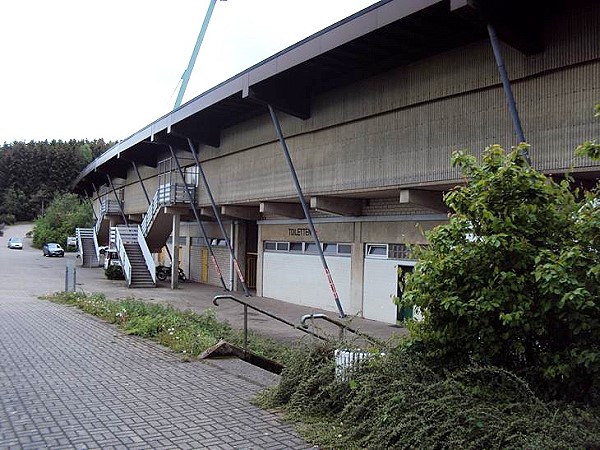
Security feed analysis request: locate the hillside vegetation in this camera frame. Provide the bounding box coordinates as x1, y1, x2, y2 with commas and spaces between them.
0, 139, 112, 223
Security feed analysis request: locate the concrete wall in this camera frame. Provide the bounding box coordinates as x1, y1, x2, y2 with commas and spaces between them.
258, 217, 446, 314
101, 3, 599, 215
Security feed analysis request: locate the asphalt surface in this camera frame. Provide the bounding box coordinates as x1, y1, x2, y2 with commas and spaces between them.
0, 223, 317, 449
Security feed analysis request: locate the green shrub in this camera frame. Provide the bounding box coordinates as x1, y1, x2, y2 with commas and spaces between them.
33, 193, 92, 248
105, 265, 125, 280
400, 144, 599, 402
261, 346, 600, 449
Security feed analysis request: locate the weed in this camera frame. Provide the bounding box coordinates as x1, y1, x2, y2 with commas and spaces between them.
42, 292, 291, 365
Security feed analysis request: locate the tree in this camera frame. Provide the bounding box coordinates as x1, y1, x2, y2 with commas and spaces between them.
0, 139, 113, 221
401, 142, 599, 401
33, 193, 93, 248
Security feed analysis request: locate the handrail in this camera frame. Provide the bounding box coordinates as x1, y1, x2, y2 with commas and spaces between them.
141, 188, 160, 236
75, 228, 84, 261
137, 225, 156, 284
141, 183, 196, 237
213, 294, 327, 353
95, 198, 106, 234
300, 313, 385, 347
92, 230, 100, 266
114, 226, 132, 286
76, 228, 100, 267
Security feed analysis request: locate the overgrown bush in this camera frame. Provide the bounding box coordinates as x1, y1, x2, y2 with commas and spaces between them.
258, 345, 600, 449
400, 144, 599, 402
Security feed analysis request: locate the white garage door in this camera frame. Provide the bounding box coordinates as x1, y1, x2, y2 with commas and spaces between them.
263, 252, 351, 313
362, 258, 399, 324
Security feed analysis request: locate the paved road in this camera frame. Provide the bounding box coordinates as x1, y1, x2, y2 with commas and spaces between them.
0, 224, 312, 449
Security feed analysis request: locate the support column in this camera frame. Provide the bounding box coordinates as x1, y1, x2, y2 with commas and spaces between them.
350, 222, 365, 317
256, 225, 264, 296
233, 221, 248, 292
131, 160, 151, 205
171, 213, 180, 289
105, 174, 128, 226
167, 145, 229, 291
185, 138, 250, 296
487, 23, 530, 164
268, 104, 345, 317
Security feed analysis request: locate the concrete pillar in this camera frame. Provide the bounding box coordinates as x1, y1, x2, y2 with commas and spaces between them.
171, 213, 180, 289
350, 222, 365, 317
256, 225, 263, 296
233, 221, 248, 293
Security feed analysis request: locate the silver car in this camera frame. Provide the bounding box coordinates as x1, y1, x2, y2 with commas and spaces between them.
7, 237, 23, 249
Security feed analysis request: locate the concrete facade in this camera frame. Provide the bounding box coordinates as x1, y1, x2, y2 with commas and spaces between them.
75, 0, 600, 324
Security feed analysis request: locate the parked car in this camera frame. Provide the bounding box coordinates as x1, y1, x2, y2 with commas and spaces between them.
7, 237, 23, 249
43, 243, 64, 257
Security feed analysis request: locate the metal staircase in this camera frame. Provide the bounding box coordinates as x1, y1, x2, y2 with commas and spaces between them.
95, 197, 124, 245
114, 225, 156, 288
76, 228, 100, 267
141, 183, 195, 251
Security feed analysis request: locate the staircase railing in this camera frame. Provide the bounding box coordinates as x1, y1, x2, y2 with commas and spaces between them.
141, 183, 196, 237
113, 226, 133, 286
76, 228, 101, 267
75, 228, 84, 261
94, 198, 108, 234
137, 225, 156, 284
96, 197, 123, 234
92, 230, 100, 265
141, 189, 161, 236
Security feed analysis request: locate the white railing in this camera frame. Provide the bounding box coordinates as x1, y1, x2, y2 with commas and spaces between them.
95, 198, 123, 234
141, 189, 161, 236
92, 230, 100, 265
76, 228, 101, 267
137, 226, 156, 284
113, 227, 133, 286
335, 349, 381, 382
95, 206, 103, 234
75, 228, 84, 260
141, 183, 196, 237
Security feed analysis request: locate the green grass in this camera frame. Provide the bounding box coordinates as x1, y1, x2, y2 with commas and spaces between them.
42, 291, 293, 365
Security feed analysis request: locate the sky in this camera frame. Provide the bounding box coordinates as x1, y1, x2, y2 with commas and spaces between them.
0, 0, 379, 144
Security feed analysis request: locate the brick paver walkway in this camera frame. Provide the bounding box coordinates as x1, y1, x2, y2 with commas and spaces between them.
0, 296, 311, 449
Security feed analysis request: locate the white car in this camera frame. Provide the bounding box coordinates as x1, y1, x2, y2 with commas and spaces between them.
7, 237, 23, 249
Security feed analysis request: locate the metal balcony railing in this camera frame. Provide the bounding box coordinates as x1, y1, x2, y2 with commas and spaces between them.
141, 183, 196, 237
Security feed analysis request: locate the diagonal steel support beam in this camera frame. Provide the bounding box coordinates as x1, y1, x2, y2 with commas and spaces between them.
487, 23, 531, 165
186, 138, 251, 297
130, 160, 151, 205
167, 145, 229, 291
268, 105, 346, 318
104, 174, 128, 226
90, 182, 99, 223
